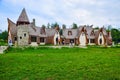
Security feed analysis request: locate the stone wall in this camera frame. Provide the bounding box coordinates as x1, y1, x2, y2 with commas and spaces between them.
17, 25, 29, 46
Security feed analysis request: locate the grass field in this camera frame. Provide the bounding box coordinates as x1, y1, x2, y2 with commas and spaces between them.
0, 47, 120, 80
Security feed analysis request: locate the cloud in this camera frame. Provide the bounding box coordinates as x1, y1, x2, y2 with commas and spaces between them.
0, 0, 120, 31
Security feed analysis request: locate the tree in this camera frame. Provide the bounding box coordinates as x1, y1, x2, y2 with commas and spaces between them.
72, 23, 78, 29
47, 23, 50, 29
42, 24, 46, 28
59, 29, 62, 35
106, 25, 112, 32
94, 27, 99, 29
111, 28, 120, 43
62, 24, 66, 29
51, 22, 59, 29
0, 30, 8, 41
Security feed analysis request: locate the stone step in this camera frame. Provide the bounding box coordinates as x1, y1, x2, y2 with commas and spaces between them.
0, 46, 8, 54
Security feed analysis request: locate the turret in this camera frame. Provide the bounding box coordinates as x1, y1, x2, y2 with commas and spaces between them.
16, 8, 30, 26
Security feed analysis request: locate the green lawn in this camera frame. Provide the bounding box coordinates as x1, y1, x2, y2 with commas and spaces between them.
0, 47, 120, 80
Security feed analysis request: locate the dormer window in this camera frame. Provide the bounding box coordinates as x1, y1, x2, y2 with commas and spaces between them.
91, 32, 94, 36
68, 31, 72, 35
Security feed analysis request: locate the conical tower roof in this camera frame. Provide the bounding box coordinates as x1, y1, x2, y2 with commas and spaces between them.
17, 8, 29, 23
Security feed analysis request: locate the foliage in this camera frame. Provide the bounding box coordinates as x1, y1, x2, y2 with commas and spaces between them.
111, 28, 120, 43
47, 23, 50, 29
42, 24, 46, 28
62, 24, 66, 29
72, 23, 78, 29
0, 30, 8, 41
0, 39, 7, 46
59, 29, 63, 35
0, 47, 120, 80
0, 30, 8, 45
94, 27, 99, 29
51, 22, 59, 29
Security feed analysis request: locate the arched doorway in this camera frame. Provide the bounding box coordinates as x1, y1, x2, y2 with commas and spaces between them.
99, 38, 102, 44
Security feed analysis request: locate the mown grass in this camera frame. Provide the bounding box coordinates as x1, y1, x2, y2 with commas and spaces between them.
0, 47, 120, 80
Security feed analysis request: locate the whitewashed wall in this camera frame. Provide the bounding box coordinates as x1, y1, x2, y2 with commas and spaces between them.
79, 32, 86, 46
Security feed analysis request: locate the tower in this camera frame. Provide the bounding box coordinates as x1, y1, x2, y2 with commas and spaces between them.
17, 8, 30, 46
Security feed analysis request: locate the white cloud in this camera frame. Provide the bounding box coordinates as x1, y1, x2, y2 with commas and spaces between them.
0, 0, 120, 31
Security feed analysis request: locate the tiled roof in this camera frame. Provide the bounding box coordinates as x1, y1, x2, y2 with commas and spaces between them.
7, 18, 17, 36
63, 29, 78, 39
17, 8, 29, 23
46, 28, 57, 37
29, 24, 57, 37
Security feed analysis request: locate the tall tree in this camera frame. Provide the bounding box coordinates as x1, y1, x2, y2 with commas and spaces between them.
72, 23, 78, 29
107, 25, 112, 31
42, 24, 46, 28
111, 28, 120, 43
94, 27, 99, 29
0, 30, 8, 41
47, 23, 50, 29
62, 24, 66, 29
51, 22, 59, 29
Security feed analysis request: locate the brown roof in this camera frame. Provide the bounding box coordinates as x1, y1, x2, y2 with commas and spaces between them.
7, 18, 17, 36
85, 26, 95, 39
46, 28, 57, 37
17, 8, 29, 23
29, 24, 57, 37
63, 29, 78, 39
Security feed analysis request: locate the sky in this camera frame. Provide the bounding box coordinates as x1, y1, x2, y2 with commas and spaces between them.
0, 0, 120, 31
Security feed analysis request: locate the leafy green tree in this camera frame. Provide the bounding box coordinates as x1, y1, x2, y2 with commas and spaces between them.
59, 29, 63, 35
94, 27, 99, 29
62, 24, 66, 29
47, 23, 50, 29
72, 23, 78, 29
0, 30, 8, 41
51, 22, 59, 29
111, 28, 120, 43
42, 24, 46, 28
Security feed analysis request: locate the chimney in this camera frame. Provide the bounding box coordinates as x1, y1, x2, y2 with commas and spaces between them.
33, 18, 35, 26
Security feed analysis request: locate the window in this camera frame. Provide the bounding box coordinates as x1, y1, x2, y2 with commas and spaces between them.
40, 37, 45, 42
24, 33, 26, 37
20, 36, 22, 39
14, 37, 17, 41
90, 39, 95, 43
68, 31, 72, 35
31, 36, 37, 42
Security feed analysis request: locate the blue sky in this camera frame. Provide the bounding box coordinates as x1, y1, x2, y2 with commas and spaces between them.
0, 0, 120, 31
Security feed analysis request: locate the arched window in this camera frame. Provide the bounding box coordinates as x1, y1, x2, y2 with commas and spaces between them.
68, 31, 72, 35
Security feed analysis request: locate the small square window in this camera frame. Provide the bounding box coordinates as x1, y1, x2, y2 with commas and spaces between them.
20, 36, 22, 39
24, 33, 26, 37
14, 37, 17, 41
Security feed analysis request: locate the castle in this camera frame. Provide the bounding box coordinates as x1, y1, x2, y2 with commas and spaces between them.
8, 8, 112, 46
